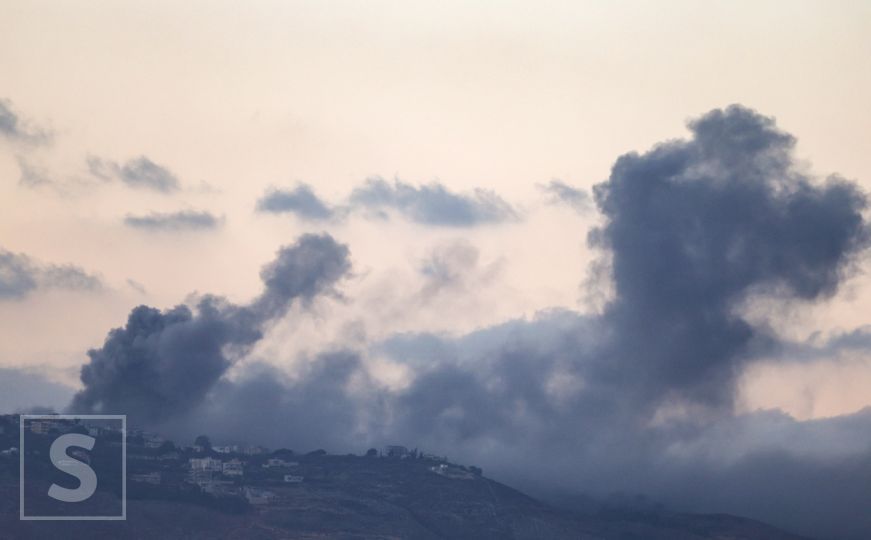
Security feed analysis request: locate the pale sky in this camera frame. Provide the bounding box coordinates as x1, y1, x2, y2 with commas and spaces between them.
1, 0, 870, 417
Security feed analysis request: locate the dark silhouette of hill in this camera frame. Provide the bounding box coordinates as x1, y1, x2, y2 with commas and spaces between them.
0, 450, 812, 539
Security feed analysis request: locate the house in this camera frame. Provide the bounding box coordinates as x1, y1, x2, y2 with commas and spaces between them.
385, 445, 409, 458
283, 474, 304, 483
202, 480, 237, 496
130, 472, 161, 485
243, 445, 268, 456
222, 459, 244, 477
189, 457, 222, 472
28, 419, 62, 435
142, 432, 165, 449
430, 463, 474, 480
188, 469, 215, 486
158, 451, 181, 461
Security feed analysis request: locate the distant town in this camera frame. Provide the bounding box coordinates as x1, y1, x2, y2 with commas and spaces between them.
1, 414, 482, 511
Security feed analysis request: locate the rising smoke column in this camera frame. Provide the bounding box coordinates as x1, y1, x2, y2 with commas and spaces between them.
590, 105, 868, 409
68, 233, 351, 425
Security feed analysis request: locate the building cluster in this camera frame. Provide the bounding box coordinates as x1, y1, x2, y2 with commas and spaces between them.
0, 415, 482, 509
183, 452, 303, 502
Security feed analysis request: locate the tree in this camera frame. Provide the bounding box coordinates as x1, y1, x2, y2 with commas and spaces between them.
365, 448, 378, 457
158, 441, 176, 452
194, 435, 212, 449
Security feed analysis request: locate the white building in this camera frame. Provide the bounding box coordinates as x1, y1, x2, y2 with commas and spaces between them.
189, 457, 222, 472
222, 459, 244, 477
142, 432, 165, 448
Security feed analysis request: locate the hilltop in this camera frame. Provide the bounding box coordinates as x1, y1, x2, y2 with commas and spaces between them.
0, 416, 812, 539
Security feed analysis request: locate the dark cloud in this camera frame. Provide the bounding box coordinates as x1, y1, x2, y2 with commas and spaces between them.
590, 104, 868, 408
87, 155, 181, 192
124, 210, 223, 231
0, 99, 50, 144
257, 178, 519, 227
349, 177, 519, 226
256, 184, 336, 220
0, 250, 38, 300
68, 234, 352, 424
0, 248, 102, 300
540, 179, 591, 213
160, 351, 377, 451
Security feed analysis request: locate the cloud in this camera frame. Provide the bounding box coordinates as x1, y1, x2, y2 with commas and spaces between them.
68, 233, 352, 424
15, 155, 52, 187
256, 184, 336, 220
0, 248, 103, 300
87, 155, 181, 192
540, 179, 591, 213
349, 177, 519, 226
256, 178, 519, 227
0, 98, 51, 144
124, 210, 223, 231
126, 279, 147, 295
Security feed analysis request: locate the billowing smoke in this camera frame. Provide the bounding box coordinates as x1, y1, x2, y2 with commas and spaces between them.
591, 104, 868, 409
68, 234, 351, 424
67, 106, 871, 539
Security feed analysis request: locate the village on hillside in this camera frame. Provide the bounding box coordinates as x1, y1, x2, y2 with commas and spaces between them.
0, 415, 483, 511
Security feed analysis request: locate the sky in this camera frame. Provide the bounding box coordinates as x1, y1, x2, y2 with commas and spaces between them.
2, 2, 871, 538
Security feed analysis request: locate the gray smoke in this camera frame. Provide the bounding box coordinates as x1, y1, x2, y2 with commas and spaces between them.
590, 104, 868, 409
68, 234, 351, 424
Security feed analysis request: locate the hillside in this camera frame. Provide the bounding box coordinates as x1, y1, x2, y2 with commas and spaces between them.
0, 450, 812, 539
